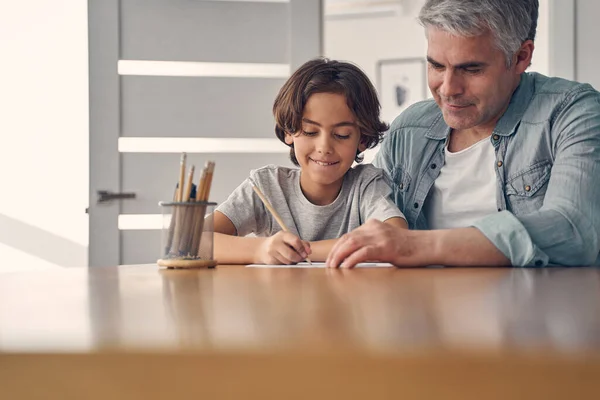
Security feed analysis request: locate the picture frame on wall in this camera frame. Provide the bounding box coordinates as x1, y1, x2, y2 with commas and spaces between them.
376, 58, 428, 124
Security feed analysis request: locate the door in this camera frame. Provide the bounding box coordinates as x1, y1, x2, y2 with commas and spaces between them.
89, 0, 323, 266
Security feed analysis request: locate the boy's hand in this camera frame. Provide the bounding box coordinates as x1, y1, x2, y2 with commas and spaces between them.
254, 231, 311, 264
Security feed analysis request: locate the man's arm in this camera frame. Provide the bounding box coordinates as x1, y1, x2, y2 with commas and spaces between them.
473, 88, 600, 266
311, 217, 407, 261
326, 220, 508, 268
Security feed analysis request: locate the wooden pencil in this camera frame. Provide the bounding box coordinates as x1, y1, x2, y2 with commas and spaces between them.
177, 165, 196, 255
249, 178, 312, 265
190, 162, 213, 257
169, 153, 188, 255
177, 153, 187, 202
166, 152, 187, 255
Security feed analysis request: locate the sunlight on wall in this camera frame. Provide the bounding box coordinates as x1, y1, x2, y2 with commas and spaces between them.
0, 1, 89, 272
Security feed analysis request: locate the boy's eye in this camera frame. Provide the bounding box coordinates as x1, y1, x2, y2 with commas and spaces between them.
301, 131, 318, 136
334, 133, 351, 140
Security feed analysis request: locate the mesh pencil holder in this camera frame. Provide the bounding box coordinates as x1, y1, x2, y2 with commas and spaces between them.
157, 201, 218, 269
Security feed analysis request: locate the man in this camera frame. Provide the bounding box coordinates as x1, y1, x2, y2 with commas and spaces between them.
327, 0, 600, 268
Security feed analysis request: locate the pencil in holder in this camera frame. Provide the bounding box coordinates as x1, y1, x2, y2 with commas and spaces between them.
157, 201, 218, 269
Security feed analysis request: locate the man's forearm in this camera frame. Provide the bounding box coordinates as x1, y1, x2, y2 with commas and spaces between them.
409, 227, 510, 266
214, 233, 264, 264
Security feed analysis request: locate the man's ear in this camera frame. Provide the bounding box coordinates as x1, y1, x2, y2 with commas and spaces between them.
284, 132, 294, 145
514, 40, 534, 73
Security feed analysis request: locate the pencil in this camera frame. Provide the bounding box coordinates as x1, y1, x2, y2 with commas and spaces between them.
167, 153, 187, 255
249, 178, 312, 265
177, 153, 187, 202
178, 165, 196, 254
190, 162, 211, 257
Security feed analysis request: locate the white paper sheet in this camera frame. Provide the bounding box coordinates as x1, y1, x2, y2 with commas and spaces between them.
246, 262, 394, 268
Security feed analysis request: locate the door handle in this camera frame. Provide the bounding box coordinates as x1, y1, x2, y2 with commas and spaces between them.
97, 190, 136, 204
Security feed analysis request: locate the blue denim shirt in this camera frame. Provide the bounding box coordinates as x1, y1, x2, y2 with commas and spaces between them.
373, 72, 600, 267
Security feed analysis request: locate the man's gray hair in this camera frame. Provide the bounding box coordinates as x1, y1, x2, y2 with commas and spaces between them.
418, 0, 538, 67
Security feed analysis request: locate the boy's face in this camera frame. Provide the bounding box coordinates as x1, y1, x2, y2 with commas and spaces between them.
285, 92, 365, 204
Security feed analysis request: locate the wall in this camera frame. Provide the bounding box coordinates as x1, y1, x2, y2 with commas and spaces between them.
0, 0, 89, 272
576, 1, 600, 90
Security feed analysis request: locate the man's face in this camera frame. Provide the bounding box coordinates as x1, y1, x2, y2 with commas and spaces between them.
426, 27, 523, 133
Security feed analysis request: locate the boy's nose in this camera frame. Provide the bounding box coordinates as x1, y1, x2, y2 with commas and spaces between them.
316, 134, 333, 154
316, 136, 334, 154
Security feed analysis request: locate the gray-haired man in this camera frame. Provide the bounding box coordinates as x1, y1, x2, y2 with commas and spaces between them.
327, 0, 600, 268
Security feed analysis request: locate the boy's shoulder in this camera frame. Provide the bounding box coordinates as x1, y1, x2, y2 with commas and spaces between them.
347, 163, 386, 183
249, 164, 300, 185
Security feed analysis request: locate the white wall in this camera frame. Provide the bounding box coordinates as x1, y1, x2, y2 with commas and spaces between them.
0, 0, 89, 272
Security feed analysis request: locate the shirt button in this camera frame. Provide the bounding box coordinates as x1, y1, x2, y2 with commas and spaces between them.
430, 163, 437, 169
493, 134, 500, 140
497, 161, 503, 167
497, 208, 502, 212
399, 183, 404, 190
525, 185, 532, 192
413, 202, 419, 208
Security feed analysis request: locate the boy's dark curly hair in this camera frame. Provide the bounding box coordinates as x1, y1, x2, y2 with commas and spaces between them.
273, 57, 389, 166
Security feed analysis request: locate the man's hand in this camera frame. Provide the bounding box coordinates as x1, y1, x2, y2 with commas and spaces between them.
254, 231, 311, 265
326, 219, 511, 268
326, 219, 419, 268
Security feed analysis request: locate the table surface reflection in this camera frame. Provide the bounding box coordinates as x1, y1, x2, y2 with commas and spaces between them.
2, 265, 600, 399
1, 265, 600, 353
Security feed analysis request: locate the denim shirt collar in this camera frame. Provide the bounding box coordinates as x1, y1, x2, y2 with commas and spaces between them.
424, 72, 535, 141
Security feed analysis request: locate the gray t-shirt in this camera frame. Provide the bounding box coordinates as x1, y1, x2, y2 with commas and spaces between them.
216, 163, 405, 241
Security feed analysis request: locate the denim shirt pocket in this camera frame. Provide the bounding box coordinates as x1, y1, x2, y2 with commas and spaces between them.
505, 160, 552, 214
392, 165, 412, 194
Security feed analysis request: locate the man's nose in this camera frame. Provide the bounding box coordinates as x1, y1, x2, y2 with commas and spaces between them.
438, 70, 464, 98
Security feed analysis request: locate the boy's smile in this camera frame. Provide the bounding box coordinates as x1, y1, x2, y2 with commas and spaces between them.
285, 92, 366, 205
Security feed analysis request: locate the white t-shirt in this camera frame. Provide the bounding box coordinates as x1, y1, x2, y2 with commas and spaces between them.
424, 136, 497, 229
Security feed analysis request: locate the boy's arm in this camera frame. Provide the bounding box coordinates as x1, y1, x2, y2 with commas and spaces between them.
214, 210, 265, 264
310, 217, 407, 261
213, 211, 310, 265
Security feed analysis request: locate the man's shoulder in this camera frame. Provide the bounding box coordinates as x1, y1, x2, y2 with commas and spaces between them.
524, 72, 600, 123
529, 73, 599, 107
531, 72, 596, 94
388, 99, 442, 133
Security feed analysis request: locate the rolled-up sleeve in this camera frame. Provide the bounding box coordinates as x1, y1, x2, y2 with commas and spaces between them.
474, 88, 600, 267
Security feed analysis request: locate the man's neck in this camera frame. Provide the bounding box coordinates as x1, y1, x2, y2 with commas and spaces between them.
447, 128, 492, 153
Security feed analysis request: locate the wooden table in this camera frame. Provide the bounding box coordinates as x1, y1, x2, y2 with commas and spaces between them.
1, 265, 600, 399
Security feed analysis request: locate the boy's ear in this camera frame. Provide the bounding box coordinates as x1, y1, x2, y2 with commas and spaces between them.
284, 132, 294, 145
358, 136, 367, 153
